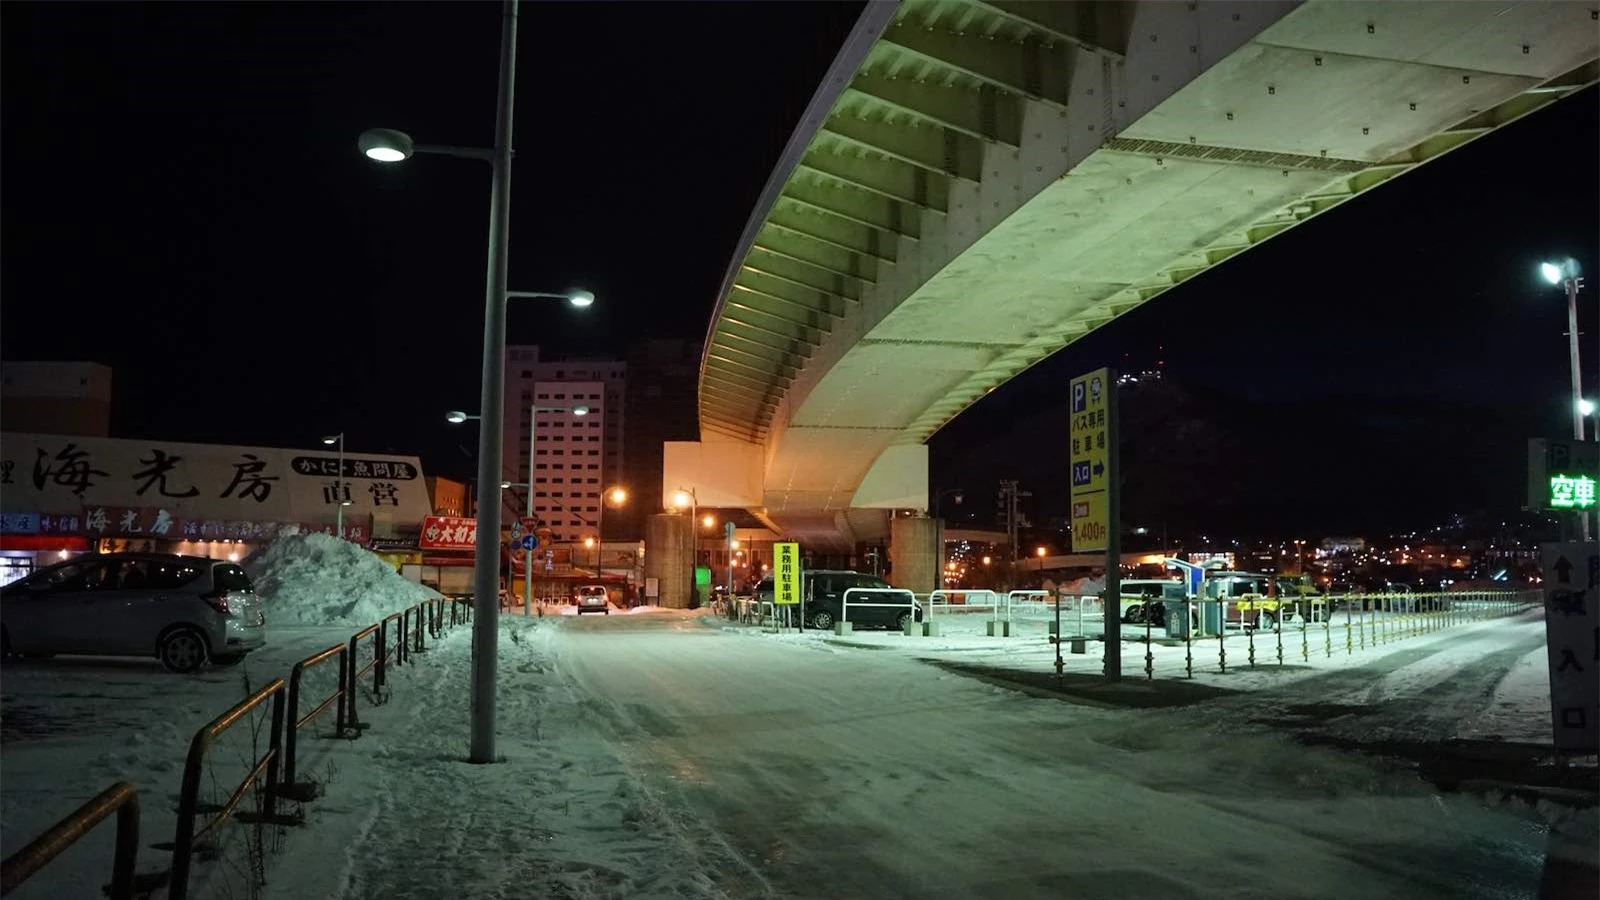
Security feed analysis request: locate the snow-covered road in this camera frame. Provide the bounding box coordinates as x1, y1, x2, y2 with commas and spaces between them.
5, 607, 1594, 899
553, 611, 1587, 900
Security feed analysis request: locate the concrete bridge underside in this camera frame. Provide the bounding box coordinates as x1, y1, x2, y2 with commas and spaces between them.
674, 0, 1599, 555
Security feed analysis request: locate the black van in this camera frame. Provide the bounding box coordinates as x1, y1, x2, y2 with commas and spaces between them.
756, 569, 921, 630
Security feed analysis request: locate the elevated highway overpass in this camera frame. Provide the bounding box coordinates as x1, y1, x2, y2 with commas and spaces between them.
657, 0, 1598, 598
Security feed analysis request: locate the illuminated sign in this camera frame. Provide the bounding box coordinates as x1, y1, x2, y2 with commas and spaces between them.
1069, 368, 1110, 552
1549, 474, 1597, 510
773, 542, 801, 606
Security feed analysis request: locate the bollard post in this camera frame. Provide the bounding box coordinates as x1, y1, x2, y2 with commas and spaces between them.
1300, 606, 1308, 663
1144, 611, 1154, 680
1344, 604, 1353, 655
1323, 602, 1332, 658
1053, 594, 1063, 686
1218, 620, 1227, 674
1274, 607, 1284, 666
1247, 614, 1256, 667
1358, 599, 1366, 650
1184, 600, 1193, 679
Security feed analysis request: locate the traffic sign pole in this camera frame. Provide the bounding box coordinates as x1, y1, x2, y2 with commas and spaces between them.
1105, 368, 1121, 681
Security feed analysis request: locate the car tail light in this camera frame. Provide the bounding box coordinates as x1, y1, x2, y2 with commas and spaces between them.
202, 591, 233, 615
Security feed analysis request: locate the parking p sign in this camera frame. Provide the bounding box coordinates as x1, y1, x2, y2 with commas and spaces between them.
774, 542, 801, 606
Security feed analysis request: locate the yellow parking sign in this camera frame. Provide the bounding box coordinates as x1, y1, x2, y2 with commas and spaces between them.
774, 542, 801, 605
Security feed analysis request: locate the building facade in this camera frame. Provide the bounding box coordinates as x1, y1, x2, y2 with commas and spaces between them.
1, 361, 113, 437
619, 339, 700, 539
504, 347, 626, 543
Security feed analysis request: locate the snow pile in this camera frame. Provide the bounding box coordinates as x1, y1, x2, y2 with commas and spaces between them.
246, 529, 440, 625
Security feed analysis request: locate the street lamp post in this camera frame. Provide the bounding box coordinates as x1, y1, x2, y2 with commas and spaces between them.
320, 434, 350, 537
1541, 258, 1591, 541
355, 0, 519, 766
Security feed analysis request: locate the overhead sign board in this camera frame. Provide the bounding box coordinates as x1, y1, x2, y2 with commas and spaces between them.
773, 542, 801, 606
0, 431, 430, 528
420, 516, 478, 551
1069, 368, 1110, 552
1541, 542, 1599, 753
1528, 438, 1599, 511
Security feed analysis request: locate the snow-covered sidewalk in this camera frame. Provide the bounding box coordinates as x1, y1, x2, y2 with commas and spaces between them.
260, 617, 721, 899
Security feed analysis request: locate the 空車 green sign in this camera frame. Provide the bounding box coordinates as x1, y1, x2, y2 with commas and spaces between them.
1549, 474, 1597, 510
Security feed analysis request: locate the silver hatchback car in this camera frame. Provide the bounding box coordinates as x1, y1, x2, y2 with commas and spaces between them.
1, 552, 266, 673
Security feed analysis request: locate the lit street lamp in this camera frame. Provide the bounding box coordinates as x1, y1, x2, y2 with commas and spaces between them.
357, 0, 519, 766
320, 434, 352, 537
1540, 257, 1590, 541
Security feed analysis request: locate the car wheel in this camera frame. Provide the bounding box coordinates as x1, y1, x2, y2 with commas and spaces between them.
895, 611, 913, 631
1259, 611, 1276, 630
811, 610, 834, 630
158, 627, 209, 674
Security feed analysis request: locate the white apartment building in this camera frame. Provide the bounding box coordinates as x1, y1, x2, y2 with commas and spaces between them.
503, 347, 625, 543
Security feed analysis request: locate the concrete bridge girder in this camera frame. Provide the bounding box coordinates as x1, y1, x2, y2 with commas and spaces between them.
690, 0, 1600, 548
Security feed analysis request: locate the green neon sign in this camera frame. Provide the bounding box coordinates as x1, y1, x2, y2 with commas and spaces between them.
1548, 473, 1597, 510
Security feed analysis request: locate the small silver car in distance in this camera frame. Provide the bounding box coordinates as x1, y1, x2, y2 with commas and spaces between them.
573, 584, 610, 615
0, 552, 266, 673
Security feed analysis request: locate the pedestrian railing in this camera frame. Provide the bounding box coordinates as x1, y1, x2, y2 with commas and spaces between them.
280, 642, 351, 802
840, 587, 919, 628
5, 594, 470, 900
1039, 589, 1540, 681
0, 781, 141, 900
169, 677, 291, 900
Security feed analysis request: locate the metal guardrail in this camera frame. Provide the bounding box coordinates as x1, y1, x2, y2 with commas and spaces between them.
0, 782, 140, 900
4, 591, 473, 900
170, 678, 289, 900
281, 643, 350, 802
840, 587, 919, 627
345, 623, 381, 731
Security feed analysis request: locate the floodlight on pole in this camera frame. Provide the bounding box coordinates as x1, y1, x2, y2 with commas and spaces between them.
1539, 257, 1590, 541
445, 410, 480, 424
320, 433, 346, 537
1581, 398, 1597, 417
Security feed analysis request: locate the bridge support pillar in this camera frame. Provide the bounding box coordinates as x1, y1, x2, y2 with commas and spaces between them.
889, 515, 939, 595
644, 513, 692, 609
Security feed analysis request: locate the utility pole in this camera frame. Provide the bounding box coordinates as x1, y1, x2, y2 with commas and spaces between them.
997, 480, 1032, 590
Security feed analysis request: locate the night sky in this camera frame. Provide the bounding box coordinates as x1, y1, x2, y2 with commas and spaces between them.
4, 2, 1596, 537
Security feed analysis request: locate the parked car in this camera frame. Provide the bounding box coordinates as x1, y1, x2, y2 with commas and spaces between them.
573, 584, 610, 615
0, 552, 266, 673
1119, 579, 1184, 627
757, 569, 920, 630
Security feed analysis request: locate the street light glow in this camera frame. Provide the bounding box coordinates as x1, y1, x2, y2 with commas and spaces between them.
358, 128, 414, 162
1036, 546, 1047, 557
567, 289, 596, 308
1541, 262, 1563, 284
607, 486, 628, 505
321, 435, 339, 446
701, 514, 715, 529
571, 406, 590, 416
445, 410, 473, 424
1581, 398, 1597, 416
672, 490, 691, 509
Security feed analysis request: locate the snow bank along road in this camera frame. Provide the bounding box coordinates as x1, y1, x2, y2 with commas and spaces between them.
4, 609, 1594, 899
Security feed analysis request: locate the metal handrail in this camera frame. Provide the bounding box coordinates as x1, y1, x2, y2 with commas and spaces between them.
345, 623, 381, 730
282, 643, 349, 799
839, 587, 918, 626
1, 782, 140, 900
170, 678, 287, 900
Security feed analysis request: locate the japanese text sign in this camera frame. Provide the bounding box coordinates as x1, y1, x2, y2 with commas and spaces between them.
420, 516, 479, 551
773, 542, 801, 606
1542, 542, 1599, 753
0, 432, 429, 527
1069, 367, 1110, 552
